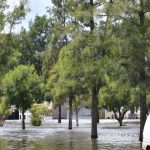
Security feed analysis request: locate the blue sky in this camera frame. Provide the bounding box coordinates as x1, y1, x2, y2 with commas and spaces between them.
7, 0, 52, 32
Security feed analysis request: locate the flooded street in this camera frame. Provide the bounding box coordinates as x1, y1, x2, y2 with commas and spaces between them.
0, 123, 141, 150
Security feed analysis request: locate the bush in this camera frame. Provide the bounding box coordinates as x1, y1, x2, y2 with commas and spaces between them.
31, 116, 42, 126
30, 103, 51, 126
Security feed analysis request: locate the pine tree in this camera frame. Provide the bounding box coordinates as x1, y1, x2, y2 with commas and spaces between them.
108, 0, 150, 141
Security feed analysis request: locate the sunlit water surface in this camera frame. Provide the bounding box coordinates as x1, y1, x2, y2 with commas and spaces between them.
0, 123, 141, 150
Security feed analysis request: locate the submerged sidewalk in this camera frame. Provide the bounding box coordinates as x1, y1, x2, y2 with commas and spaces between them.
4, 118, 140, 128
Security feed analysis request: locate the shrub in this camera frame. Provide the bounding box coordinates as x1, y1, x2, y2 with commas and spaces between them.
31, 116, 42, 126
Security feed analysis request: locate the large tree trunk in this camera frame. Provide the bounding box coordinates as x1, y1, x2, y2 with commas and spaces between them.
68, 95, 73, 130
139, 90, 147, 141
89, 0, 98, 139
22, 109, 25, 129
139, 71, 147, 142
91, 86, 99, 139
58, 104, 61, 123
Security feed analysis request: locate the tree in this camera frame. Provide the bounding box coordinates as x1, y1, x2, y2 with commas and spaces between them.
2, 65, 42, 129
47, 63, 86, 129
0, 0, 29, 94
0, 2, 30, 128
73, 95, 85, 127
52, 78, 75, 130
58, 0, 117, 139
108, 0, 150, 141
43, 0, 73, 124
56, 28, 111, 137
19, 15, 51, 75
42, 0, 69, 81
45, 65, 63, 123
99, 82, 133, 126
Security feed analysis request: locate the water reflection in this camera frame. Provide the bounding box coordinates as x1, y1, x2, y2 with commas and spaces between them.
91, 139, 98, 150
69, 138, 73, 150
0, 139, 7, 150
0, 124, 141, 150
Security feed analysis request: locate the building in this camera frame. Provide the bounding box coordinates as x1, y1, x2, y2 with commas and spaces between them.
7, 105, 19, 120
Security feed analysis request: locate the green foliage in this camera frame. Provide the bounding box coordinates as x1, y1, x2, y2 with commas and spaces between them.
19, 15, 51, 75
6, 0, 29, 34
0, 0, 6, 31
31, 116, 42, 126
0, 97, 11, 118
30, 103, 50, 117
0, 0, 29, 98
2, 65, 42, 110
30, 103, 50, 126
73, 95, 86, 112
99, 83, 132, 112
0, 34, 21, 77
44, 65, 58, 102
42, 1, 70, 81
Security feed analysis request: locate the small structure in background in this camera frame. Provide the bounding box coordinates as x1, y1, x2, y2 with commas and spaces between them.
7, 105, 19, 120
77, 107, 91, 117
102, 109, 140, 119
6, 102, 141, 121
7, 101, 53, 121
52, 104, 67, 119
19, 101, 53, 121
19, 110, 31, 121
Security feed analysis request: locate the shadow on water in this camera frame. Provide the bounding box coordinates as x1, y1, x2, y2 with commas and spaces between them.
0, 124, 142, 150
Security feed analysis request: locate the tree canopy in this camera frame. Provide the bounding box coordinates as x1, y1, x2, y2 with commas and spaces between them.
2, 65, 42, 129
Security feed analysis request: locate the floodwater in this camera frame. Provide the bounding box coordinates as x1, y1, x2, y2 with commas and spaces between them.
0, 123, 141, 150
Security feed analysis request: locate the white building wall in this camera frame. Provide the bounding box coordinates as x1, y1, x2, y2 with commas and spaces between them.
19, 110, 31, 121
